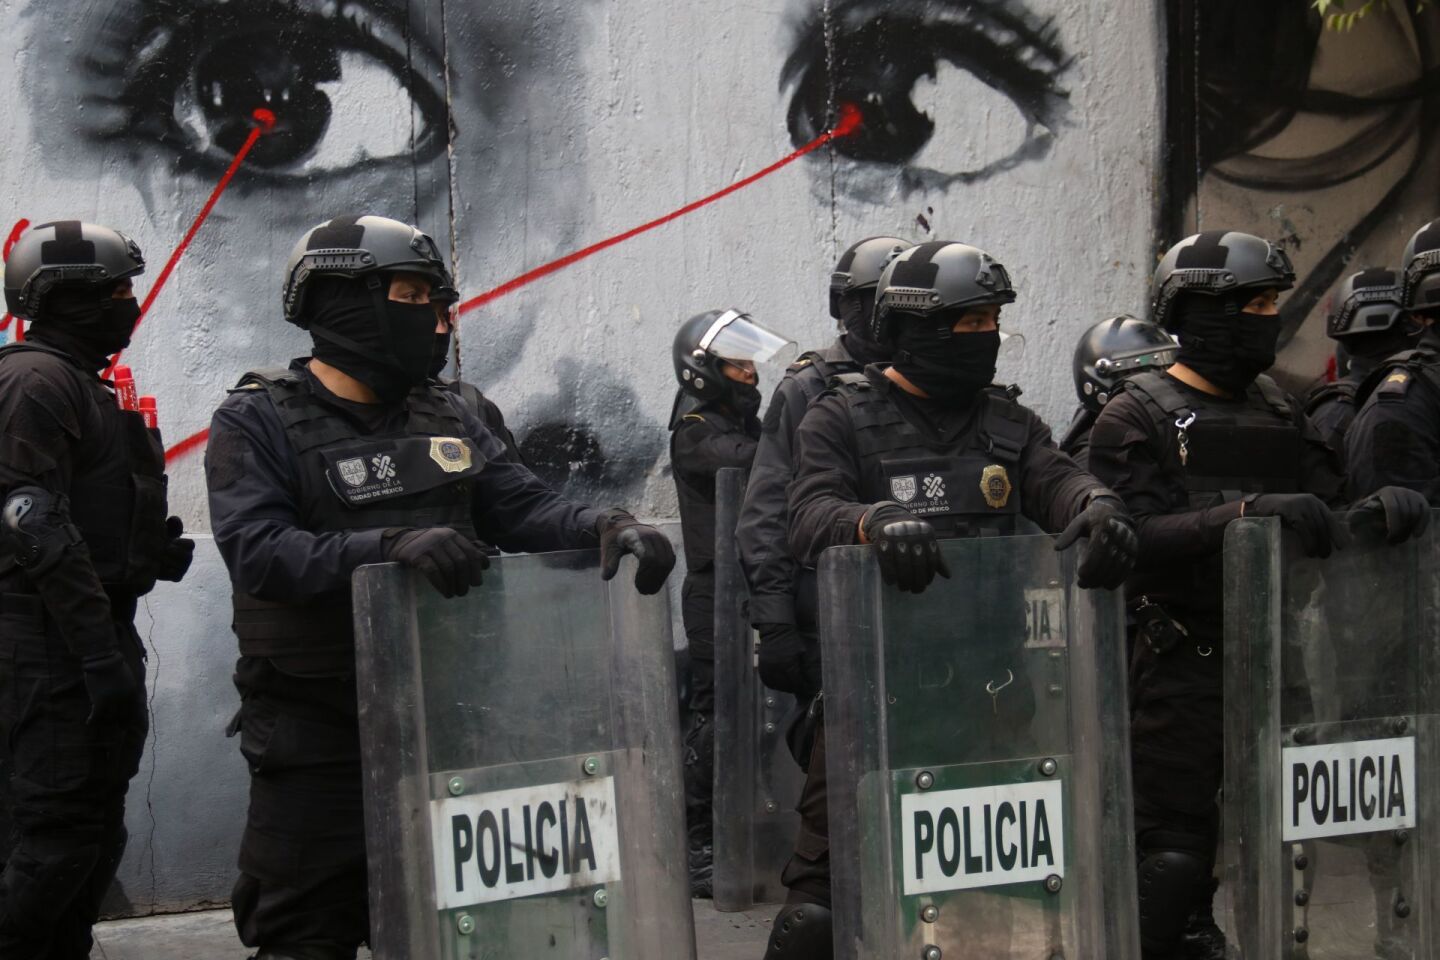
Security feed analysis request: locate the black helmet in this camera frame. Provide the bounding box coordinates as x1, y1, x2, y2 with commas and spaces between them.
672, 309, 794, 402
1400, 218, 1440, 313
1327, 268, 1403, 340
282, 215, 453, 326
1150, 230, 1295, 330
3, 221, 145, 319
1072, 315, 1177, 413
871, 240, 1016, 345
830, 236, 913, 319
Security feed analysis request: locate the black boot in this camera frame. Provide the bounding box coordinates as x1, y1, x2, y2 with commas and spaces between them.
1180, 877, 1233, 960
762, 901, 833, 960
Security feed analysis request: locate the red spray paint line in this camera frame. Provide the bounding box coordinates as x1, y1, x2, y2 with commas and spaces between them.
457, 102, 864, 315
162, 104, 864, 463
1, 217, 32, 339
106, 108, 277, 378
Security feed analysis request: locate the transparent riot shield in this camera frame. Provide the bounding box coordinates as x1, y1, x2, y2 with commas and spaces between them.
822, 535, 1139, 960
1224, 514, 1440, 959
711, 467, 806, 910
353, 551, 697, 960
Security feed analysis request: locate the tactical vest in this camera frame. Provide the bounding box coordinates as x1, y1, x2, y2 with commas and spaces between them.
1356, 343, 1440, 408
789, 348, 861, 406
833, 374, 1027, 538
1303, 379, 1357, 418
1121, 371, 1302, 508
229, 368, 485, 667
0, 342, 168, 598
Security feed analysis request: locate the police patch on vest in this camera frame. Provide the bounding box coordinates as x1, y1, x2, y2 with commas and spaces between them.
891, 475, 918, 503
981, 464, 1012, 509
337, 457, 368, 488
429, 437, 473, 473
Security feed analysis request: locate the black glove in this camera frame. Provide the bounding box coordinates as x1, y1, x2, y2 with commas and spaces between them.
381, 527, 490, 598
756, 622, 815, 696
81, 648, 140, 725
157, 515, 195, 582
1351, 486, 1431, 545
861, 502, 950, 594
598, 510, 676, 594
1053, 495, 1139, 590
1246, 494, 1351, 558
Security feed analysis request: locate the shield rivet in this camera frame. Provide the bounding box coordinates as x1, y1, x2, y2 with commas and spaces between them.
1394, 717, 1410, 735
1045, 874, 1063, 894
1294, 853, 1309, 870
447, 776, 465, 797
1396, 897, 1411, 919
916, 771, 935, 790
765, 722, 777, 734
765, 800, 779, 813
1295, 890, 1309, 906
1039, 758, 1058, 777
1294, 926, 1309, 943
1395, 828, 1410, 846
766, 697, 777, 708
920, 905, 939, 923
582, 756, 601, 776
456, 914, 475, 935
922, 946, 942, 960
593, 889, 609, 909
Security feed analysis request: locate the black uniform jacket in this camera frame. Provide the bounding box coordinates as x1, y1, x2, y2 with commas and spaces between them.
786, 367, 1102, 568
669, 395, 760, 576
1346, 335, 1440, 503
207, 362, 601, 605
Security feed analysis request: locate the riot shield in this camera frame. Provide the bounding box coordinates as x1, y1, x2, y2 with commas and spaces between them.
711, 467, 806, 910
353, 551, 697, 960
1224, 514, 1440, 959
821, 535, 1139, 960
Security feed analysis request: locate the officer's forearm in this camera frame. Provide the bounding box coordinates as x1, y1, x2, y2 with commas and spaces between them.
1134, 503, 1242, 563
216, 520, 387, 602
26, 546, 119, 659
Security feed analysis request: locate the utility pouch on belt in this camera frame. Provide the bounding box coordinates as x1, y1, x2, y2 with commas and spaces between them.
1132, 596, 1187, 656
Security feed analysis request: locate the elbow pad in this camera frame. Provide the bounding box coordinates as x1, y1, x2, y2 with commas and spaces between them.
2, 486, 83, 578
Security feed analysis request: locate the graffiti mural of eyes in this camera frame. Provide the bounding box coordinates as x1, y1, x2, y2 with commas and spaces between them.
782, 0, 1073, 192
78, 0, 446, 180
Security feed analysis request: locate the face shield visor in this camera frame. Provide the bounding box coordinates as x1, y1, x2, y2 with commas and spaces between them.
700, 310, 798, 378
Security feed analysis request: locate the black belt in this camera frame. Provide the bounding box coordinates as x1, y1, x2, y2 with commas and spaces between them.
0, 592, 43, 619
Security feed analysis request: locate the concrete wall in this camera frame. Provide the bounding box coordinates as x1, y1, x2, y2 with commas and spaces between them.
2, 0, 1163, 521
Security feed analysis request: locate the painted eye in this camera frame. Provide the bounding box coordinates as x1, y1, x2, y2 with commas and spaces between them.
781, 1, 1072, 190
80, 2, 445, 180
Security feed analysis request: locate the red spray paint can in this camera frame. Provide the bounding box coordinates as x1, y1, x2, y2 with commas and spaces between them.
114, 365, 138, 411
139, 396, 158, 430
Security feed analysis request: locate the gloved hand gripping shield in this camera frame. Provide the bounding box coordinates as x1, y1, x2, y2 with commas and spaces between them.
711, 468, 807, 910
1223, 512, 1440, 960
353, 551, 696, 960
820, 535, 1138, 959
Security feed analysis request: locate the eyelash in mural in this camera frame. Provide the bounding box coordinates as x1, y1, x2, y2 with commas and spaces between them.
782, 0, 1072, 189
72, 0, 446, 181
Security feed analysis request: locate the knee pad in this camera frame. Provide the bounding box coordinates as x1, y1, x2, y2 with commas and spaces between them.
763, 901, 833, 960
1137, 849, 1208, 956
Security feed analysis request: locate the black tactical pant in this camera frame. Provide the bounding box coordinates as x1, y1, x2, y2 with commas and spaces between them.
779, 720, 831, 909
0, 595, 147, 960
681, 570, 716, 848
231, 657, 368, 957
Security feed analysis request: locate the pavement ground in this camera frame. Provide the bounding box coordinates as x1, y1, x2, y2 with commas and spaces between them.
90, 901, 776, 960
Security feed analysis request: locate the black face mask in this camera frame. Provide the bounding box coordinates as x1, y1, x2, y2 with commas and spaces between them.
729, 381, 762, 420
837, 291, 888, 366
430, 327, 452, 380
892, 324, 1000, 405
307, 277, 438, 403
1175, 301, 1282, 396
29, 286, 140, 370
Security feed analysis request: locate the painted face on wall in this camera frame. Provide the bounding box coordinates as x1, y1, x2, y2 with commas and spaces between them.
6, 0, 1161, 519
1164, 2, 1440, 393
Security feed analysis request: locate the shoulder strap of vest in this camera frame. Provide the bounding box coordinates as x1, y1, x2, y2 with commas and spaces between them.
977, 389, 1028, 462
231, 366, 303, 392
1123, 370, 1197, 425
1250, 374, 1295, 421
827, 371, 870, 393
1302, 379, 1356, 416
0, 341, 75, 364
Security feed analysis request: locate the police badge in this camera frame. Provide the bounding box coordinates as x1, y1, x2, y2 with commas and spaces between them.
890, 475, 918, 503
980, 464, 1012, 509
337, 457, 368, 488
428, 437, 473, 473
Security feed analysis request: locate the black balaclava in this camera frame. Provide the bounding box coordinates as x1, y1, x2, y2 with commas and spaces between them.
28, 283, 140, 372
728, 379, 762, 420
837, 290, 889, 366
306, 275, 437, 403
1173, 291, 1281, 396
891, 314, 1000, 405
430, 324, 452, 379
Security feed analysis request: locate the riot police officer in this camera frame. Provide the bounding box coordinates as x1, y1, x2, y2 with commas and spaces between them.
1086, 230, 1428, 960
1347, 218, 1440, 503
669, 307, 794, 897
1303, 269, 1410, 454
765, 240, 1139, 959
0, 221, 194, 958
206, 215, 675, 960
737, 236, 912, 700
1059, 315, 1178, 469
